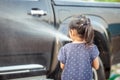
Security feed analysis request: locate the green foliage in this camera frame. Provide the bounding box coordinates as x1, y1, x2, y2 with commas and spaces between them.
95, 0, 120, 2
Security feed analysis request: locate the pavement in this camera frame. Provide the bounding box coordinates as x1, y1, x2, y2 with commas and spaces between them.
10, 76, 53, 80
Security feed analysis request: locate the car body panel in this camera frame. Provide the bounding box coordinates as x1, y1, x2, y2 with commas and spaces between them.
0, 0, 55, 78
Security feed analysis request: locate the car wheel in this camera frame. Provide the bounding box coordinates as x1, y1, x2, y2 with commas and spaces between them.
95, 58, 106, 80
53, 63, 62, 80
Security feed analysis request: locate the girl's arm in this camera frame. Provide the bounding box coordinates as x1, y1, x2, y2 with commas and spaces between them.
60, 62, 65, 70
92, 57, 99, 70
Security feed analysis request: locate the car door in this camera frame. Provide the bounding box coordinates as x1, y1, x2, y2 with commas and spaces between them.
0, 0, 54, 79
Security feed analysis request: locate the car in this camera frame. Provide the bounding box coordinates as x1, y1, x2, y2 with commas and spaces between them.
0, 0, 120, 80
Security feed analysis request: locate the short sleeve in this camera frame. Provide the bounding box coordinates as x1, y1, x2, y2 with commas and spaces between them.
58, 47, 66, 64
90, 45, 99, 62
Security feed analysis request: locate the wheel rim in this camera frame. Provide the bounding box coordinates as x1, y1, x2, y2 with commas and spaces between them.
92, 68, 98, 80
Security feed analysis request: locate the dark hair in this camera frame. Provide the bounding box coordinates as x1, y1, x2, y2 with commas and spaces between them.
69, 15, 94, 45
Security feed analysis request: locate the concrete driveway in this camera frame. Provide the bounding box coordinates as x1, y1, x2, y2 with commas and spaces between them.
10, 76, 53, 80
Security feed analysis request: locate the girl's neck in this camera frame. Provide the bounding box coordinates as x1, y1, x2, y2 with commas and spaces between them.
73, 40, 85, 43
72, 37, 86, 43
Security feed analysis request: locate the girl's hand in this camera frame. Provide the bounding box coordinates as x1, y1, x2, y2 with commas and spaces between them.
92, 57, 99, 70
60, 62, 65, 70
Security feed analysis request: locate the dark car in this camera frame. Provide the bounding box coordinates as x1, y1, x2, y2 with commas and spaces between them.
0, 0, 120, 80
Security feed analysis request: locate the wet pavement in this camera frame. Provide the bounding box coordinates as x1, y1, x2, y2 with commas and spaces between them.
10, 76, 53, 80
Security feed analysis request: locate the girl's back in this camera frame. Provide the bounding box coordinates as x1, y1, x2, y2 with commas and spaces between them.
58, 43, 99, 80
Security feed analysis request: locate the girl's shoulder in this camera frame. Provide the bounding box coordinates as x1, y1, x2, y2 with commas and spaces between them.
86, 44, 98, 51
88, 44, 96, 48
63, 43, 72, 48
62, 43, 76, 49
63, 42, 80, 47
64, 43, 96, 48
63, 42, 86, 49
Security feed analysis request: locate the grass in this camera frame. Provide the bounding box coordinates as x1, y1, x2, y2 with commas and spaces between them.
109, 64, 120, 80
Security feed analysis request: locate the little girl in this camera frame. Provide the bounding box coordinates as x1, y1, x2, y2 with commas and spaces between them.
58, 15, 99, 80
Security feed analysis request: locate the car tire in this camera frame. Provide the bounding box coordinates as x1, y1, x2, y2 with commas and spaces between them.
53, 63, 62, 80
95, 58, 106, 80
